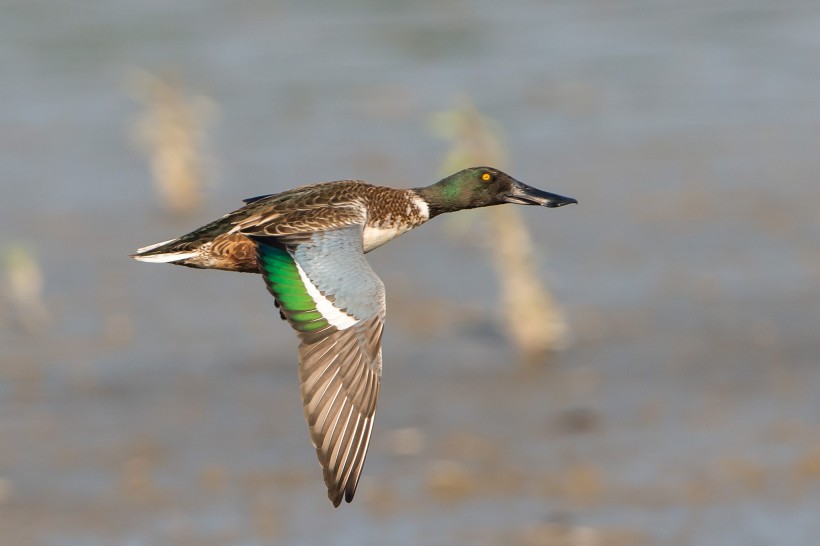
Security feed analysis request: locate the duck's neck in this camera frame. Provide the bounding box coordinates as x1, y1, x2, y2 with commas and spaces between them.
413, 181, 475, 219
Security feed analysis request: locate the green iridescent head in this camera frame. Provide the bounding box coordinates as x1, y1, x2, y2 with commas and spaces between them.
418, 166, 577, 217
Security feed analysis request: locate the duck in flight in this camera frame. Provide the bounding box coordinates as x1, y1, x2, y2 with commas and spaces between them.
131, 166, 576, 506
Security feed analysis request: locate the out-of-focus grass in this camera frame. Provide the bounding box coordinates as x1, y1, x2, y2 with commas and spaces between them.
129, 70, 217, 216
3, 245, 50, 334
431, 98, 569, 364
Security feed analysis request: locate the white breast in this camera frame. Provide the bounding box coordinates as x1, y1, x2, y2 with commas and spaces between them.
362, 224, 408, 252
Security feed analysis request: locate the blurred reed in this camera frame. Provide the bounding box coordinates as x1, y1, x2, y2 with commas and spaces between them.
129, 71, 217, 216
3, 245, 50, 334
431, 98, 569, 364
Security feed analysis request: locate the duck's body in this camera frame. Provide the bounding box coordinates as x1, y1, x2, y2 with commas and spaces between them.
132, 167, 576, 507
135, 181, 431, 272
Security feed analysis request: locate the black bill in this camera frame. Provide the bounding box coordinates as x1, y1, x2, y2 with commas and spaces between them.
505, 180, 578, 208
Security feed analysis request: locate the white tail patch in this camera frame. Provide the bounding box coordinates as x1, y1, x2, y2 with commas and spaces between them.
132, 237, 197, 263
131, 251, 198, 263
134, 238, 177, 254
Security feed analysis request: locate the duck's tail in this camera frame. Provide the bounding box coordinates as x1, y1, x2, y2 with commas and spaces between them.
132, 198, 268, 272
131, 224, 260, 273
130, 237, 200, 264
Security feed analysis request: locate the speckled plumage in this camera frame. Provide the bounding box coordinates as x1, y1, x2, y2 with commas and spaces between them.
132, 167, 576, 507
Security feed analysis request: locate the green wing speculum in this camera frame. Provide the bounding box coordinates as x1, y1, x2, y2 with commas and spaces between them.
256, 244, 330, 334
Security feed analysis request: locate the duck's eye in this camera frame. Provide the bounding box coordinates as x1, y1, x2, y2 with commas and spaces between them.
481, 173, 492, 182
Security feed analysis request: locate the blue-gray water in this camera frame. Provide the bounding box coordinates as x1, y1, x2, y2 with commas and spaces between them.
2, 1, 820, 544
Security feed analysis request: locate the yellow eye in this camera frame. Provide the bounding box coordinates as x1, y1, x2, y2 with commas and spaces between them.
481, 173, 492, 181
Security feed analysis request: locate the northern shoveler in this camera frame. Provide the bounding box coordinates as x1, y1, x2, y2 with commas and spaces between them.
132, 166, 576, 506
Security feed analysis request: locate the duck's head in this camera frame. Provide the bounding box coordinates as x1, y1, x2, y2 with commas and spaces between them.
418, 166, 577, 217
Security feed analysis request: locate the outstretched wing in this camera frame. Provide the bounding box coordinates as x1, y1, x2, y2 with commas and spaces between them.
250, 225, 385, 507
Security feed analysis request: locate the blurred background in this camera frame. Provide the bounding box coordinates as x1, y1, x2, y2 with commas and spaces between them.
2, 1, 819, 544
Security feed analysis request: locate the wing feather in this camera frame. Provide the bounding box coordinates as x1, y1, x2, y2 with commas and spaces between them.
252, 226, 385, 507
